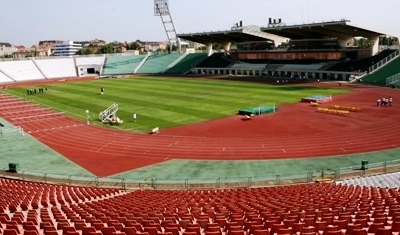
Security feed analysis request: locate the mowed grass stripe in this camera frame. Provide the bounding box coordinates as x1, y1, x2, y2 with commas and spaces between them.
52, 78, 247, 107
37, 79, 271, 117
27, 87, 205, 130
22, 83, 232, 130
1, 76, 349, 133
98, 78, 262, 105
23, 86, 111, 119
67, 77, 341, 107
7, 84, 235, 131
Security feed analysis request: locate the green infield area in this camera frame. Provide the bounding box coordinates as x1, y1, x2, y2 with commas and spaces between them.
1, 76, 348, 133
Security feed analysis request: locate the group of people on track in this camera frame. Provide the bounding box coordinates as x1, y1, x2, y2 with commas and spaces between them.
376, 96, 393, 106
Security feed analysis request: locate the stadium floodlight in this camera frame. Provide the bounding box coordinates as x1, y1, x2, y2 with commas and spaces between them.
154, 0, 181, 52
154, 0, 169, 16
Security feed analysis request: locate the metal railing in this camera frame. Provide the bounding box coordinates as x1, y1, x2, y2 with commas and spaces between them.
368, 50, 399, 74
386, 72, 400, 86
2, 159, 399, 190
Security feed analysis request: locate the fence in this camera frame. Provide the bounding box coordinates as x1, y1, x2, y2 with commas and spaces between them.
1, 159, 400, 190
368, 50, 399, 74
386, 72, 400, 86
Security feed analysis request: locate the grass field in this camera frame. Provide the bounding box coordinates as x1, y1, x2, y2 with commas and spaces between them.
1, 76, 349, 133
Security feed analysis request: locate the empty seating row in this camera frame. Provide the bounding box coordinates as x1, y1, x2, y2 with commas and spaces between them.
137, 54, 182, 74
0, 70, 14, 83
338, 172, 400, 189
1, 177, 400, 235
34, 58, 77, 78
103, 55, 146, 75
0, 60, 45, 81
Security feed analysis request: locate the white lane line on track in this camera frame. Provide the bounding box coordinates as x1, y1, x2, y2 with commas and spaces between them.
168, 141, 179, 147
96, 141, 115, 152
340, 148, 347, 152
26, 124, 86, 134
282, 149, 286, 153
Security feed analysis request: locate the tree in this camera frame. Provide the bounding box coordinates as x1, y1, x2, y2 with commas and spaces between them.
380, 36, 397, 46
130, 40, 143, 50
166, 44, 177, 53
353, 37, 370, 49
1, 54, 12, 58
33, 48, 38, 57
76, 48, 92, 55
97, 44, 114, 54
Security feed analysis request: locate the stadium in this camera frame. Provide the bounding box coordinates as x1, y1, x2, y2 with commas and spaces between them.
1, 1, 400, 235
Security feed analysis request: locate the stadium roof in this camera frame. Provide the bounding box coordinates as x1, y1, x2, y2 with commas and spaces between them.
177, 19, 398, 45
260, 20, 391, 40
177, 25, 281, 45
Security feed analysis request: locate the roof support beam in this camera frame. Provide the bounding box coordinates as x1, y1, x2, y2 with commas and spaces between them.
369, 36, 379, 55
206, 43, 213, 56
223, 42, 231, 54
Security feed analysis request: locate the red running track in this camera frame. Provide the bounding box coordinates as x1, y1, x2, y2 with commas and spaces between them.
1, 82, 399, 177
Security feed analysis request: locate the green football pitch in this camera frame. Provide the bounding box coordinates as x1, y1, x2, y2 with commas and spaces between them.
1, 76, 348, 133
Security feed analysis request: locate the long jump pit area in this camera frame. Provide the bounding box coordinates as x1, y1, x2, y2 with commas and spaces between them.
0, 80, 399, 177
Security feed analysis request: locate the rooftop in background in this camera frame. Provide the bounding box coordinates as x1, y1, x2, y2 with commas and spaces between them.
0, 42, 12, 47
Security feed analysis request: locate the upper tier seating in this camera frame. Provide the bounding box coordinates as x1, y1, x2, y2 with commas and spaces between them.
137, 54, 182, 74
164, 53, 207, 74
103, 55, 145, 75
0, 60, 45, 81
34, 58, 77, 78
325, 49, 397, 72
362, 56, 400, 85
195, 53, 232, 68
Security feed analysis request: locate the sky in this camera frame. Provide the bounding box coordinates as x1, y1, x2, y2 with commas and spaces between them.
1, 0, 400, 47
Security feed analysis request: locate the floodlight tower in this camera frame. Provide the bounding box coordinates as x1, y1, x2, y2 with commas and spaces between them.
154, 0, 181, 52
